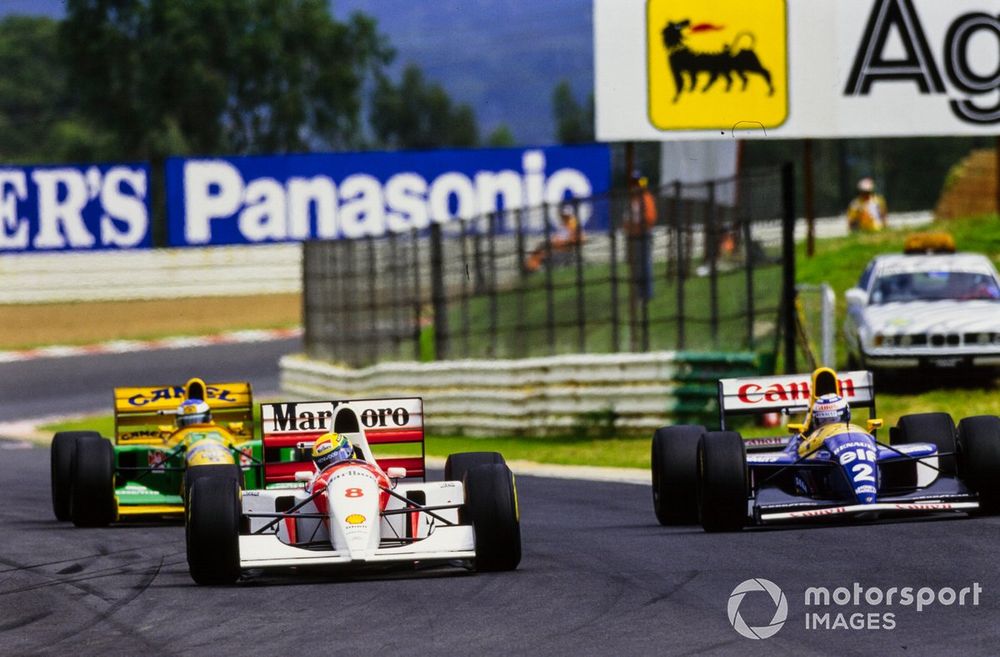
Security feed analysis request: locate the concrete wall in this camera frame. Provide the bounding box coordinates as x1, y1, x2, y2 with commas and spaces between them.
0, 244, 301, 303
279, 351, 760, 437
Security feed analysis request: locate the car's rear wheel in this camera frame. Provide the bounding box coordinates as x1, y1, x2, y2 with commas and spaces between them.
186, 476, 242, 585
183, 463, 243, 506
651, 425, 705, 525
697, 431, 747, 533
894, 413, 957, 475
957, 415, 1000, 514
464, 463, 521, 571
444, 452, 506, 483
51, 431, 95, 521
70, 434, 116, 527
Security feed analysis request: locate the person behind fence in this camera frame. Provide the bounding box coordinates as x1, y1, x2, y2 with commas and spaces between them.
625, 172, 657, 300
523, 203, 584, 273
847, 177, 888, 233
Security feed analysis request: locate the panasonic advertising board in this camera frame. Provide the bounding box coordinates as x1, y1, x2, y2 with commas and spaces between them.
165, 145, 611, 247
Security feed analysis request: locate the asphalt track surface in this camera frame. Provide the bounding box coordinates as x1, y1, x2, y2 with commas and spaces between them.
3, 343, 1000, 655
0, 338, 301, 422
1, 440, 999, 657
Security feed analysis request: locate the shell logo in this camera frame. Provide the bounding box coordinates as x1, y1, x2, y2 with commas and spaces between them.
345, 514, 366, 525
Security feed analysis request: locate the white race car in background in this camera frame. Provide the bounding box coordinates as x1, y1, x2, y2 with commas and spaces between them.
844, 247, 1000, 377
185, 398, 520, 585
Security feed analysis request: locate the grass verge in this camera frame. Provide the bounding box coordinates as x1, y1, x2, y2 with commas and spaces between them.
0, 294, 301, 350
39, 383, 1000, 470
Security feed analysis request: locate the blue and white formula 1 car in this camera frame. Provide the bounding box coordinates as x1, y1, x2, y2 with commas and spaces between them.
651, 367, 1000, 531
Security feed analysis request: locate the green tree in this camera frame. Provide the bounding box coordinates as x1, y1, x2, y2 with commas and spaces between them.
60, 0, 392, 159
0, 16, 112, 163
369, 64, 479, 149
486, 124, 516, 147
552, 80, 593, 145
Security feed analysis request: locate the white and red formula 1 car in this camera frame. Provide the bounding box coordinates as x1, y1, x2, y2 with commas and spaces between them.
185, 398, 520, 584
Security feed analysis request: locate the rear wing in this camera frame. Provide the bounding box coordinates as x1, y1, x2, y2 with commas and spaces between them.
717, 369, 875, 428
260, 397, 425, 486
113, 378, 254, 443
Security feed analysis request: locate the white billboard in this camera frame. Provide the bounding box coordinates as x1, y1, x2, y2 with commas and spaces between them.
595, 0, 1000, 140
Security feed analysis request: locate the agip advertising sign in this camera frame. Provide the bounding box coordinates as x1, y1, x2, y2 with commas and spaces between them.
0, 164, 150, 252
165, 145, 611, 247
596, 0, 999, 140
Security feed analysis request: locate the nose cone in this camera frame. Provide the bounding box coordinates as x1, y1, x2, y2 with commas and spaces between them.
856, 490, 877, 505
827, 431, 879, 505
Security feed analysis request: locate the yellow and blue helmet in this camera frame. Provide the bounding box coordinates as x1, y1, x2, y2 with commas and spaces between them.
812, 394, 850, 428
311, 432, 354, 471
177, 399, 211, 428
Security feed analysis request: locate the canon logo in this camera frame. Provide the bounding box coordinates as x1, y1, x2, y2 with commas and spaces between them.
736, 378, 857, 405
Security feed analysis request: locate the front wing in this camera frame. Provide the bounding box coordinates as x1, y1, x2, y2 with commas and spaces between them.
758, 500, 979, 523
239, 526, 475, 568
751, 476, 979, 525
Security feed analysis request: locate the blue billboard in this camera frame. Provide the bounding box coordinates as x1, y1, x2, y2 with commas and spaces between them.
0, 164, 151, 252
165, 145, 611, 247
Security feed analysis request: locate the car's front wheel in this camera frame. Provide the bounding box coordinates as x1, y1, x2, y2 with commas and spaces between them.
957, 415, 1000, 514
70, 434, 116, 527
697, 431, 747, 533
464, 463, 521, 572
51, 431, 96, 521
651, 425, 704, 525
186, 476, 242, 585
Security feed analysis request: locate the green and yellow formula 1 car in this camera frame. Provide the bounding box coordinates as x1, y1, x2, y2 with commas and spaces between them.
50, 377, 262, 526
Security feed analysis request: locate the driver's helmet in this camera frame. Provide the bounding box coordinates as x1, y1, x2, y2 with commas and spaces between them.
311, 432, 354, 471
176, 399, 211, 428
811, 393, 850, 428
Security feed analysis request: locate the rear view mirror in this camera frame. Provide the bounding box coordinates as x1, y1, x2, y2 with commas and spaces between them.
845, 288, 867, 307
867, 419, 883, 432
294, 470, 313, 482
787, 423, 806, 434
387, 467, 407, 479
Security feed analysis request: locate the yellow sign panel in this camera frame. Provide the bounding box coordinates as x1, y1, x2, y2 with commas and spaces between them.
647, 0, 788, 131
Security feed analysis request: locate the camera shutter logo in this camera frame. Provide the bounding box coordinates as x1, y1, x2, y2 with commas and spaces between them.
728, 578, 788, 639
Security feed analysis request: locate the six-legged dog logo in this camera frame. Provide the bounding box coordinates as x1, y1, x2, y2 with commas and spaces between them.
661, 20, 774, 103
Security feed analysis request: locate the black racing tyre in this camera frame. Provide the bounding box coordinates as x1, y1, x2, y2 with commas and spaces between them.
444, 452, 506, 483
183, 463, 243, 505
51, 431, 95, 521
697, 431, 747, 533
957, 416, 1000, 514
464, 463, 521, 572
70, 434, 116, 527
894, 413, 957, 475
651, 425, 705, 526
186, 476, 242, 585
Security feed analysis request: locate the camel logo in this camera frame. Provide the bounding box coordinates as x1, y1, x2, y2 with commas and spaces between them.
646, 0, 788, 131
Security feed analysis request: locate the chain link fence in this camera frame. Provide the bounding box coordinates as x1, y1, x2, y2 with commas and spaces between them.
303, 166, 794, 368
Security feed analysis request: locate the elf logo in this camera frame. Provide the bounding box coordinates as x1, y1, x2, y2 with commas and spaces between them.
845, 0, 999, 125
646, 0, 788, 131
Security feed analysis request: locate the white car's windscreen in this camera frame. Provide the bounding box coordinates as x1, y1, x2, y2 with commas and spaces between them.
870, 272, 1000, 305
